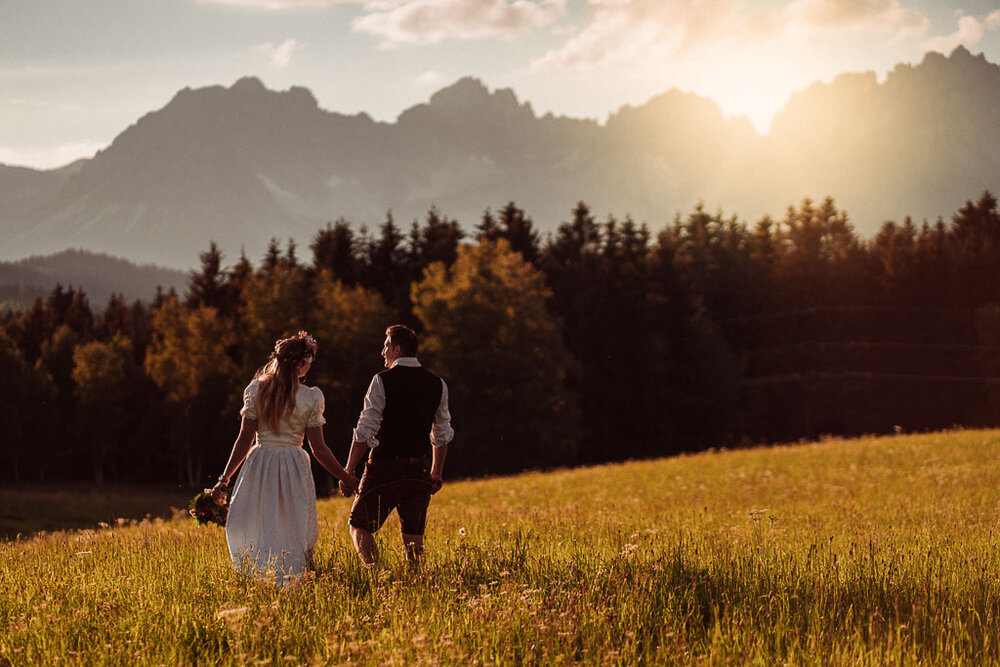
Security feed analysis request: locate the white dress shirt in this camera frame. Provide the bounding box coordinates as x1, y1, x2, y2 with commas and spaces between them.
352, 357, 454, 449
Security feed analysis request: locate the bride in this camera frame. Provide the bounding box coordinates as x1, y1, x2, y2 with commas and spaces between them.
210, 331, 358, 586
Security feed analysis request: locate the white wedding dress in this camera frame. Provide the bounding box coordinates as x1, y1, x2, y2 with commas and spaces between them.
226, 379, 325, 586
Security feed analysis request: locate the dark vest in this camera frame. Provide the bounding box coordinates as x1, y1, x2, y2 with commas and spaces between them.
370, 364, 443, 461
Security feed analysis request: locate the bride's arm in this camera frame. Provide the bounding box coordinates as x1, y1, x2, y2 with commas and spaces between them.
211, 417, 257, 495
305, 426, 358, 491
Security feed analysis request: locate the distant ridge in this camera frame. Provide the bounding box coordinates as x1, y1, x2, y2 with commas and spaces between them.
2, 46, 999, 269
0, 250, 187, 311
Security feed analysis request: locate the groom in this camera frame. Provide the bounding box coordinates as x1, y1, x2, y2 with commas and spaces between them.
341, 324, 454, 565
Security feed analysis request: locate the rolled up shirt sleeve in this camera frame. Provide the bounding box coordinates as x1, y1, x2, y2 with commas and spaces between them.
430, 379, 455, 447
352, 375, 385, 447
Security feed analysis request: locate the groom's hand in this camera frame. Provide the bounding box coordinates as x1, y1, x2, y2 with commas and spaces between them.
339, 474, 359, 497
430, 473, 443, 494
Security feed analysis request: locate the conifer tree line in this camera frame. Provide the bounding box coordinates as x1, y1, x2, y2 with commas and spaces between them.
2, 193, 999, 486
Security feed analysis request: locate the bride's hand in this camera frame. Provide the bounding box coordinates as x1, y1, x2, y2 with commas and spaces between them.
338, 474, 359, 497
209, 481, 228, 504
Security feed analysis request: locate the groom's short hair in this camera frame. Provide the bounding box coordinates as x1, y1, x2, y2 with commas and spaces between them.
386, 324, 418, 357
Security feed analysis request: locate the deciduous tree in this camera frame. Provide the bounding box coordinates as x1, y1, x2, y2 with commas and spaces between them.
72, 334, 140, 483
412, 239, 578, 474
308, 272, 393, 472
145, 298, 237, 486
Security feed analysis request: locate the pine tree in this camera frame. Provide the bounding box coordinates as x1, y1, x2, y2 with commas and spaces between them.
311, 219, 359, 284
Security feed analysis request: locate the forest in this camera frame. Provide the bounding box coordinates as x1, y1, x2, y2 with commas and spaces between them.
1, 192, 999, 487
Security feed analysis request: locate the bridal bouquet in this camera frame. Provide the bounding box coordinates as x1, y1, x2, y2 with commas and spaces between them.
189, 488, 229, 527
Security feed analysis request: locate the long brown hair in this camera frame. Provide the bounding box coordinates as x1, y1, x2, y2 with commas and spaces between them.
254, 332, 316, 431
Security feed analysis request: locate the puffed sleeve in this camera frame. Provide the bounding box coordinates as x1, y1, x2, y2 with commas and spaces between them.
306, 386, 326, 428
240, 381, 258, 419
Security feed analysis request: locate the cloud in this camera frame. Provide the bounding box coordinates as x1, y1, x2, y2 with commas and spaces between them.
352, 0, 567, 47
989, 10, 1000, 31
531, 0, 931, 72
413, 70, 448, 87
783, 0, 929, 39
922, 10, 1000, 55
531, 0, 741, 70
255, 38, 303, 66
0, 141, 107, 170
201, 0, 353, 8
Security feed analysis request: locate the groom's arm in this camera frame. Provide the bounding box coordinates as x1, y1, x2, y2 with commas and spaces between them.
345, 439, 371, 475
429, 379, 454, 446
347, 375, 385, 474
430, 442, 447, 493
429, 379, 454, 493
337, 438, 370, 497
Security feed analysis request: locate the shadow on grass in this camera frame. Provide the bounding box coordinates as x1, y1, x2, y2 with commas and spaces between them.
0, 482, 193, 540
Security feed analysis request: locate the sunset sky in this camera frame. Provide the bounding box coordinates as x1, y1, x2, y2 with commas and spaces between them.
3, 0, 1000, 170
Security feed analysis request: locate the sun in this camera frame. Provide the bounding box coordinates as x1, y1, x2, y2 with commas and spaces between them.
708, 76, 793, 134
697, 55, 810, 134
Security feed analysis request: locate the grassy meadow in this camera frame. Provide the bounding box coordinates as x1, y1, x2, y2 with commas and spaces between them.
2, 429, 1000, 664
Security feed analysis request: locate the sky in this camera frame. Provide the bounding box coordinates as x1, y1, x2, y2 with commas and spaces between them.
3, 0, 1000, 170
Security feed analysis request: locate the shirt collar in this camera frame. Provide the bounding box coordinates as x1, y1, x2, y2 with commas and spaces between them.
390, 357, 421, 368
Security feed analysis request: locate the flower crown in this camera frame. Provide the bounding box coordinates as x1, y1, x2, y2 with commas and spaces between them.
269, 331, 317, 366
294, 330, 317, 350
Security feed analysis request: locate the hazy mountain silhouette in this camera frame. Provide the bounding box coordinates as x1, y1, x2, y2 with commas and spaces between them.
2, 46, 998, 269
767, 46, 1000, 225
0, 249, 186, 311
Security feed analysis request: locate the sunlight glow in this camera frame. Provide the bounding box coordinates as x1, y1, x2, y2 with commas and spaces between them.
699, 58, 803, 135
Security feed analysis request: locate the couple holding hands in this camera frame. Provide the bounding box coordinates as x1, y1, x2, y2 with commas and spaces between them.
211, 324, 453, 586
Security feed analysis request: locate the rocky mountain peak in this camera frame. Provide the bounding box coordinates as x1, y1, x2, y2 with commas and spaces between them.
231, 76, 267, 92
401, 77, 536, 126
886, 45, 1000, 94
3, 50, 1000, 269
428, 76, 492, 110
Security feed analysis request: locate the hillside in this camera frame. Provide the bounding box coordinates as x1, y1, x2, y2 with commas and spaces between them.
0, 249, 187, 311
2, 47, 999, 268
2, 429, 998, 662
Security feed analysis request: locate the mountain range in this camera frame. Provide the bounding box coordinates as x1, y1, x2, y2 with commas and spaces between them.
2, 46, 999, 270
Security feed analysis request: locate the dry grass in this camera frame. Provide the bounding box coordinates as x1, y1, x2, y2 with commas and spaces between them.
2, 429, 999, 664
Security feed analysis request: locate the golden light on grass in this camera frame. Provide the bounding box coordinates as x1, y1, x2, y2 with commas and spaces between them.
2, 429, 1000, 663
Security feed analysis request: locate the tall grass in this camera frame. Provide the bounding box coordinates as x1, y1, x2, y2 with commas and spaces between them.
2, 429, 999, 664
